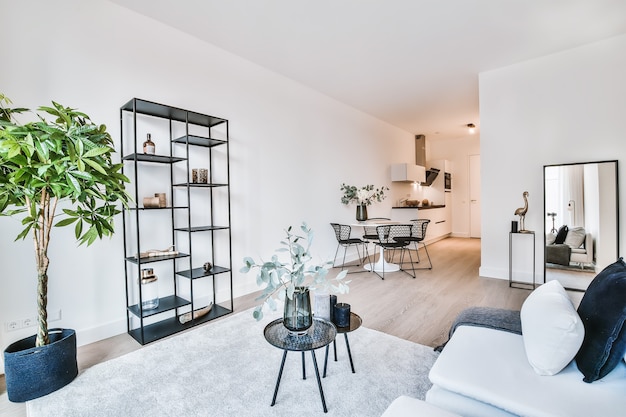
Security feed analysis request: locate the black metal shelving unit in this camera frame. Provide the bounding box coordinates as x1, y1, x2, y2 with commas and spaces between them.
120, 98, 233, 345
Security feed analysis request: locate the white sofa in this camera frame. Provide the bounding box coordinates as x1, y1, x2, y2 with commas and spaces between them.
569, 232, 593, 267
546, 227, 593, 268
422, 274, 626, 417
425, 325, 626, 417
381, 260, 626, 417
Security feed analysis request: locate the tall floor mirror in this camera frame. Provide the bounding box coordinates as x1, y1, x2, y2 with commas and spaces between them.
544, 160, 619, 291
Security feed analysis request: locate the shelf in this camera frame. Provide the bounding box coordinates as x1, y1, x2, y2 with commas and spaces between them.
121, 98, 227, 128
177, 265, 231, 280
122, 98, 232, 345
127, 295, 190, 318
174, 225, 229, 233
173, 182, 228, 188
125, 252, 190, 264
128, 304, 233, 344
172, 135, 227, 148
122, 153, 186, 164
130, 206, 189, 211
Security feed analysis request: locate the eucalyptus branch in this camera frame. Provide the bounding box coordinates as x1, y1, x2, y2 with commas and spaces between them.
241, 222, 349, 321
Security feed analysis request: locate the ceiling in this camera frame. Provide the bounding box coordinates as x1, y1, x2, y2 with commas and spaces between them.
110, 0, 626, 140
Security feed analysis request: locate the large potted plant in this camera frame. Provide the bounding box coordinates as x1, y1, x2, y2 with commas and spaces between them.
0, 94, 130, 402
241, 222, 349, 333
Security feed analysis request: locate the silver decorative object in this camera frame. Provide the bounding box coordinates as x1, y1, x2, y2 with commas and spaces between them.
191, 168, 208, 184
198, 168, 208, 184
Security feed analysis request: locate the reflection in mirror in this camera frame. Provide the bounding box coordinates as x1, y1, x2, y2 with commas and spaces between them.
544, 161, 619, 291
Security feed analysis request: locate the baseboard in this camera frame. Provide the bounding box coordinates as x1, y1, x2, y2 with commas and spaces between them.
424, 233, 451, 246
479, 266, 538, 286
75, 319, 127, 348
479, 266, 507, 280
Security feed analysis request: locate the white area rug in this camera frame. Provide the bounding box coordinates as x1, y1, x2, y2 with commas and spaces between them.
27, 309, 438, 417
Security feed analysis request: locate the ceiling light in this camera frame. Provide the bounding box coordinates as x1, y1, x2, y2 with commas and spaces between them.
467, 123, 476, 134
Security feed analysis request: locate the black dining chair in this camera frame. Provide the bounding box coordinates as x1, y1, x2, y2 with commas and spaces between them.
372, 224, 416, 279
361, 217, 391, 263
330, 223, 370, 272
394, 219, 433, 270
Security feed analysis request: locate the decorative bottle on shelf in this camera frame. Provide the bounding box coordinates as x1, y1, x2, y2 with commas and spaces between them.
142, 133, 155, 155
140, 268, 159, 310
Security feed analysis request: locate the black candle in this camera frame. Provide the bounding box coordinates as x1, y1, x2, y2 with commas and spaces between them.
334, 303, 351, 327
329, 295, 337, 322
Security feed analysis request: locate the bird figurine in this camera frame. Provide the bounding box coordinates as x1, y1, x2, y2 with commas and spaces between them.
514, 191, 529, 232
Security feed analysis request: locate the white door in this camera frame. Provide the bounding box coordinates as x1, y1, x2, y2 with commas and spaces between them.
469, 154, 481, 238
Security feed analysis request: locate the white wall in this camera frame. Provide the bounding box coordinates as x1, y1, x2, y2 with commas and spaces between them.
0, 0, 414, 372
479, 34, 626, 282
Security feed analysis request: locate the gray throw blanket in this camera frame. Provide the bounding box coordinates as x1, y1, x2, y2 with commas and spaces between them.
546, 243, 571, 266
435, 306, 521, 352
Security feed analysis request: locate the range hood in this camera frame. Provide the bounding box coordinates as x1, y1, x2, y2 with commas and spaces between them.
421, 168, 440, 186
415, 134, 439, 186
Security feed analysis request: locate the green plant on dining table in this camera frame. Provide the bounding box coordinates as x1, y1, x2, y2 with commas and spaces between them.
241, 222, 349, 320
340, 183, 389, 206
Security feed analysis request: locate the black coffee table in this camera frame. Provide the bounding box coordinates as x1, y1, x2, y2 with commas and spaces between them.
264, 317, 337, 413
323, 311, 362, 377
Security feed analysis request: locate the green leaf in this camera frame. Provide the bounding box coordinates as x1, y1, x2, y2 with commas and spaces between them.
74, 219, 83, 239
82, 157, 107, 175
65, 172, 81, 194
252, 306, 263, 321
54, 217, 77, 227
82, 147, 110, 158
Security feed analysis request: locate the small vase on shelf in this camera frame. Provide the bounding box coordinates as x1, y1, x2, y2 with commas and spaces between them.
356, 204, 368, 222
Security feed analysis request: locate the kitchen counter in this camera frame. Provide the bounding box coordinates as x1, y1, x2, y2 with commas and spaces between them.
392, 205, 445, 210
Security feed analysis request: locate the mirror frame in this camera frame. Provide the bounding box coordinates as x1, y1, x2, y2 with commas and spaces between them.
543, 160, 620, 291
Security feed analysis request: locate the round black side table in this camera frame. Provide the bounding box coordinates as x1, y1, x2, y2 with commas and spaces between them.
323, 311, 362, 377
264, 317, 337, 413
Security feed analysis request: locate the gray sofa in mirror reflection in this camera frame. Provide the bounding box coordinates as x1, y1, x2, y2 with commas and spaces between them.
546, 225, 593, 269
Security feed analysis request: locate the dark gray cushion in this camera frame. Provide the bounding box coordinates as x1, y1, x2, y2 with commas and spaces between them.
554, 225, 569, 244
575, 258, 626, 382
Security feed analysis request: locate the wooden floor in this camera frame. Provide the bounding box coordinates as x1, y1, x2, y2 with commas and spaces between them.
1, 237, 534, 416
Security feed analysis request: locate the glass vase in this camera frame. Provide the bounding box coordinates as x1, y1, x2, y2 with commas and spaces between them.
356, 204, 368, 222
284, 287, 312, 335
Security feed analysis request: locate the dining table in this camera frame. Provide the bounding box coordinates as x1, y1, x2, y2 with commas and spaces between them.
350, 220, 401, 273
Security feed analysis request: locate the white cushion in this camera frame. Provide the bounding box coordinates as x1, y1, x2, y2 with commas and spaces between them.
520, 280, 585, 375
563, 227, 586, 248
546, 232, 556, 245
381, 395, 461, 417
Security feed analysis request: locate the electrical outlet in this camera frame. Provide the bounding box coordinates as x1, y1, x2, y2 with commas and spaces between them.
5, 320, 22, 332
4, 309, 61, 332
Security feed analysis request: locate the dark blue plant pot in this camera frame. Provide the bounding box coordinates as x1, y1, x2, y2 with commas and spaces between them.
4, 328, 78, 402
